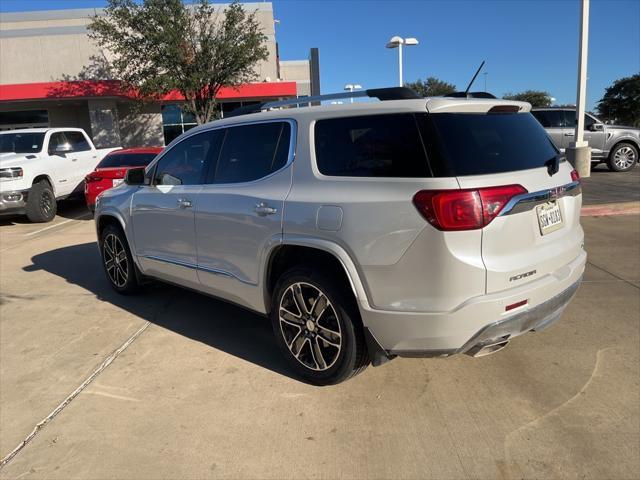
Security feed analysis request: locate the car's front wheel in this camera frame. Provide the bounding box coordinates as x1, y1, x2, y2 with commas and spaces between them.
100, 224, 139, 294
607, 142, 638, 172
270, 268, 369, 385
26, 180, 57, 223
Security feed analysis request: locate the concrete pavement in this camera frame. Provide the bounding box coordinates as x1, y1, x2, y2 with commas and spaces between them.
0, 204, 638, 479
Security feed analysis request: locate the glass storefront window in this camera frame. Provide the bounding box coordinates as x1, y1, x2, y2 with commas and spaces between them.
161, 104, 198, 145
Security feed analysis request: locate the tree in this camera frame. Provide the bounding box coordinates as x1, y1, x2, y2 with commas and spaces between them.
405, 77, 457, 97
88, 0, 269, 124
597, 74, 640, 127
503, 90, 553, 107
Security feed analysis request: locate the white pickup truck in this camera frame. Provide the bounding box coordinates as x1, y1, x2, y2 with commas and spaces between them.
0, 128, 120, 222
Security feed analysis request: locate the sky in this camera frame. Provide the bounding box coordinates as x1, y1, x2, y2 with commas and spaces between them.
1, 0, 638, 111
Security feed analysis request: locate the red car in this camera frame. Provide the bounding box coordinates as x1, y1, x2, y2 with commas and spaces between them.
85, 147, 162, 211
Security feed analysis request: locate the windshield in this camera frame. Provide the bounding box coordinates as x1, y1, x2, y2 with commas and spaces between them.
97, 152, 159, 168
426, 112, 559, 176
0, 132, 46, 154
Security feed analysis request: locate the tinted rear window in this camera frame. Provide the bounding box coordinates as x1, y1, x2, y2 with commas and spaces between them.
427, 112, 559, 176
314, 114, 431, 177
98, 152, 158, 168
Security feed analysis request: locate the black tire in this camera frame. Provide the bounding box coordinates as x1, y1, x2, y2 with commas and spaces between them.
607, 142, 638, 172
99, 224, 139, 294
270, 268, 369, 385
26, 180, 57, 223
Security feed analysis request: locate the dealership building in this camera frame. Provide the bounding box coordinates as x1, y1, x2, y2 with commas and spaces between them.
0, 3, 319, 147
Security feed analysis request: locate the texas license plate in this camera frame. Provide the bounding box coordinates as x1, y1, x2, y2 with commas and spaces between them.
112, 179, 124, 187
537, 201, 563, 235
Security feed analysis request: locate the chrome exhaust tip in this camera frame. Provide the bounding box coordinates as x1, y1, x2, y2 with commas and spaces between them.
465, 338, 510, 357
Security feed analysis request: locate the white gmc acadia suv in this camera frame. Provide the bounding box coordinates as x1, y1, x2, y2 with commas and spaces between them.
94, 88, 586, 385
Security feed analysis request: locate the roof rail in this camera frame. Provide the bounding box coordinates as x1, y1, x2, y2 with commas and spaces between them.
446, 91, 497, 99
225, 87, 422, 117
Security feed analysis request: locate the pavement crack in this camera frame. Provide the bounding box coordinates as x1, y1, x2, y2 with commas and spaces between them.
0, 321, 151, 470
586, 261, 640, 290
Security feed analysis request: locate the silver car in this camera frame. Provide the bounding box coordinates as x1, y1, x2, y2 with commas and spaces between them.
531, 107, 640, 172
95, 88, 586, 385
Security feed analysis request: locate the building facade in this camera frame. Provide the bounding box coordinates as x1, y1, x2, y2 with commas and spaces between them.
0, 3, 317, 147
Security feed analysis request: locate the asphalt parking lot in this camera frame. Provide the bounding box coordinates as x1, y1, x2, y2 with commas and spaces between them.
582, 163, 640, 205
0, 196, 639, 479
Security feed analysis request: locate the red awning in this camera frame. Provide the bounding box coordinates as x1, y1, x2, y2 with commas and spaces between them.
0, 80, 298, 102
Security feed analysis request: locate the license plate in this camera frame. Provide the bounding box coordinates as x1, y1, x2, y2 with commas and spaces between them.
536, 201, 563, 235
112, 179, 124, 187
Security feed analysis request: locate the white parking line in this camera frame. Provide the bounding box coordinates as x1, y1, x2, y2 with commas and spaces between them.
24, 214, 91, 237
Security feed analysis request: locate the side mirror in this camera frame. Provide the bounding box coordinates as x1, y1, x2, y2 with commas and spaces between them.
125, 167, 146, 186
589, 123, 604, 132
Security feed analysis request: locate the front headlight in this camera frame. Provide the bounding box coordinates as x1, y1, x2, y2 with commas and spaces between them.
0, 167, 23, 180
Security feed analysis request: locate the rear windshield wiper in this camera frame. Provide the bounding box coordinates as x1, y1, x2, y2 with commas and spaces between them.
545, 155, 560, 176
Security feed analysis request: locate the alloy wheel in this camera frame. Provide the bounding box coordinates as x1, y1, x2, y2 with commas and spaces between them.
278, 282, 342, 371
40, 191, 53, 216
614, 146, 637, 169
103, 233, 128, 288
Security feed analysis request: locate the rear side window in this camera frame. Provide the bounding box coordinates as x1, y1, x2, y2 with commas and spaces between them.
98, 152, 158, 168
212, 122, 291, 184
428, 112, 559, 176
531, 110, 564, 128
49, 131, 91, 153
314, 114, 431, 177
154, 131, 221, 186
65, 131, 91, 152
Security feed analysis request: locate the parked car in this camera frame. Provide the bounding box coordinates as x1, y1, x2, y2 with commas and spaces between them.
0, 128, 120, 222
531, 107, 640, 172
85, 147, 162, 212
95, 88, 586, 385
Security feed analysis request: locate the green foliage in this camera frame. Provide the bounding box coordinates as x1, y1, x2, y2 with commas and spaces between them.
89, 0, 269, 124
503, 90, 553, 107
597, 74, 640, 127
405, 77, 457, 97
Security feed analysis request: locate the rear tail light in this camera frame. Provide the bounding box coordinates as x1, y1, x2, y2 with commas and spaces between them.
413, 184, 527, 231
570, 169, 580, 182
85, 173, 103, 183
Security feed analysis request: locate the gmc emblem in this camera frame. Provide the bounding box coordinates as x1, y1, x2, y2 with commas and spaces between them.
509, 270, 537, 282
548, 187, 565, 200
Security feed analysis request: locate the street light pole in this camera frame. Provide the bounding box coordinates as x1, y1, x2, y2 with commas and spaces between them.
386, 36, 418, 87
344, 84, 362, 103
567, 0, 591, 178
398, 42, 403, 86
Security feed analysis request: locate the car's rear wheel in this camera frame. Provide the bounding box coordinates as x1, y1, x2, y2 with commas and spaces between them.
100, 224, 139, 294
26, 180, 57, 223
270, 268, 369, 385
607, 143, 638, 172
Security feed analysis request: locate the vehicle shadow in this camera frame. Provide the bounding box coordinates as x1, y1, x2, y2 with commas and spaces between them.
55, 197, 93, 220
23, 241, 296, 381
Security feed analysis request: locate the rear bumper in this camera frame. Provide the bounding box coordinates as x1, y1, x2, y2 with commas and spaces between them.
360, 249, 586, 356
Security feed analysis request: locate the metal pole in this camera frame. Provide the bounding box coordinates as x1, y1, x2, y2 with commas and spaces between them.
398, 42, 403, 86
567, 0, 591, 178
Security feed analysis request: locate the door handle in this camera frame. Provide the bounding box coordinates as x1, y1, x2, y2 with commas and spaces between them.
254, 202, 277, 216
177, 198, 193, 209
71, 158, 78, 162
564, 133, 574, 137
